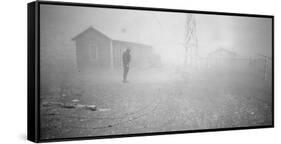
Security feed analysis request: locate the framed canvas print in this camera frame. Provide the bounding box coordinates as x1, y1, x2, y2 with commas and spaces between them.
28, 0, 274, 142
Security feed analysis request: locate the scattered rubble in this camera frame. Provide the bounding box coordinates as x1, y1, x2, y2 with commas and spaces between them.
62, 103, 76, 109
85, 105, 97, 111
72, 99, 80, 102
98, 108, 111, 112
42, 101, 97, 111
42, 101, 63, 107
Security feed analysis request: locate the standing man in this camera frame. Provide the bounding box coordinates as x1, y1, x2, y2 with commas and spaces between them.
122, 48, 131, 83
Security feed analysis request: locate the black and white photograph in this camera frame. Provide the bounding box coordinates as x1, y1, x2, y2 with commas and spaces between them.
37, 2, 273, 141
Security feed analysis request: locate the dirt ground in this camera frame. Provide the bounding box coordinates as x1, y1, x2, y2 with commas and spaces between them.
40, 67, 272, 140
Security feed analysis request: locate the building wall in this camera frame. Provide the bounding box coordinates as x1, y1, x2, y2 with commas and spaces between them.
74, 28, 156, 71
75, 28, 111, 71
112, 40, 153, 69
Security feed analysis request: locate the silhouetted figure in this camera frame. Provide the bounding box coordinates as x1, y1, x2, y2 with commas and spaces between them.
122, 48, 131, 83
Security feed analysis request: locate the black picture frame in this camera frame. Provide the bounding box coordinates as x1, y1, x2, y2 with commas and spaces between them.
28, 0, 274, 143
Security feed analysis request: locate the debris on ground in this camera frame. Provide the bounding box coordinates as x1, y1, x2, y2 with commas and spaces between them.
72, 99, 80, 102
98, 108, 111, 112
42, 102, 63, 107
76, 104, 86, 108
42, 101, 97, 111
85, 105, 97, 111
62, 103, 76, 109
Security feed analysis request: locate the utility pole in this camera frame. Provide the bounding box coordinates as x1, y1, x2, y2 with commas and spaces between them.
257, 54, 272, 80
184, 14, 198, 69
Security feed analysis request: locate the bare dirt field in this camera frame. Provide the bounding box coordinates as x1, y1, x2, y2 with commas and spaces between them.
40, 67, 272, 139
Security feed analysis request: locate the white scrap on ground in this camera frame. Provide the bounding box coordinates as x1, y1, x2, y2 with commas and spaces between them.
98, 108, 111, 112
72, 99, 80, 102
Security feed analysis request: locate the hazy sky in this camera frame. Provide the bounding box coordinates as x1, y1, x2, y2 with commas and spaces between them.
195, 14, 272, 58
40, 4, 272, 65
